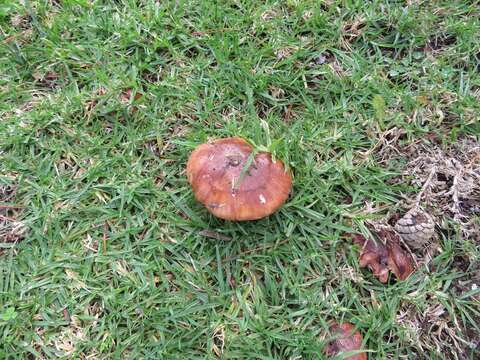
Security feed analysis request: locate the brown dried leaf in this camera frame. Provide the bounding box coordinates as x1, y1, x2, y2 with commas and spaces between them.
349, 229, 414, 283
325, 323, 367, 360
119, 88, 142, 104
33, 71, 60, 89
62, 308, 71, 323
350, 233, 390, 282
119, 89, 143, 113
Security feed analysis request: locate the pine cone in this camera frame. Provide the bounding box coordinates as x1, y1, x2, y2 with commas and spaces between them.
395, 208, 435, 249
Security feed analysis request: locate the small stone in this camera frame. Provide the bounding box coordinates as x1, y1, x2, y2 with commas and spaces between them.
314, 54, 327, 65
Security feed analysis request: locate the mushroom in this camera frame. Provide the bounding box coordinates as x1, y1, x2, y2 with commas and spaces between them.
325, 323, 367, 360
186, 137, 292, 221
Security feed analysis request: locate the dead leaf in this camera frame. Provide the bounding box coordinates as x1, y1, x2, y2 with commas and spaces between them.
34, 71, 60, 89
348, 229, 414, 283
119, 89, 143, 113
119, 88, 142, 103
325, 323, 367, 360
62, 308, 71, 323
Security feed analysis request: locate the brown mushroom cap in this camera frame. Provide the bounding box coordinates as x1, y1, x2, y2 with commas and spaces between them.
186, 137, 292, 221
325, 323, 367, 360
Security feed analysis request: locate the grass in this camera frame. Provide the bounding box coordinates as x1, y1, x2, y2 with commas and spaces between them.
1, 0, 479, 358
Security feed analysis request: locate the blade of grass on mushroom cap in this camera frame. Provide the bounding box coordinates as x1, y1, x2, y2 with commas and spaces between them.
247, 136, 284, 165
232, 149, 257, 191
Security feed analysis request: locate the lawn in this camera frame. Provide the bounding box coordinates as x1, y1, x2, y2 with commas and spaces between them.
1, 0, 479, 359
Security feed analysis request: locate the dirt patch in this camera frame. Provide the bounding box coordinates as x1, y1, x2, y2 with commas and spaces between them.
310, 51, 348, 78
140, 67, 163, 84
282, 103, 302, 123
423, 33, 457, 52
0, 183, 26, 255
396, 301, 479, 360
33, 70, 61, 89
399, 136, 479, 239
372, 132, 479, 248
142, 120, 190, 158
369, 133, 480, 357
303, 50, 349, 91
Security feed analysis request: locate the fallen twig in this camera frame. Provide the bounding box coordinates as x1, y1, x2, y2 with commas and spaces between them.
198, 230, 232, 241
0, 204, 23, 209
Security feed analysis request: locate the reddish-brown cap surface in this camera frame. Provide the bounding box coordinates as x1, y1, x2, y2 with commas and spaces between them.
186, 137, 292, 221
325, 323, 367, 360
